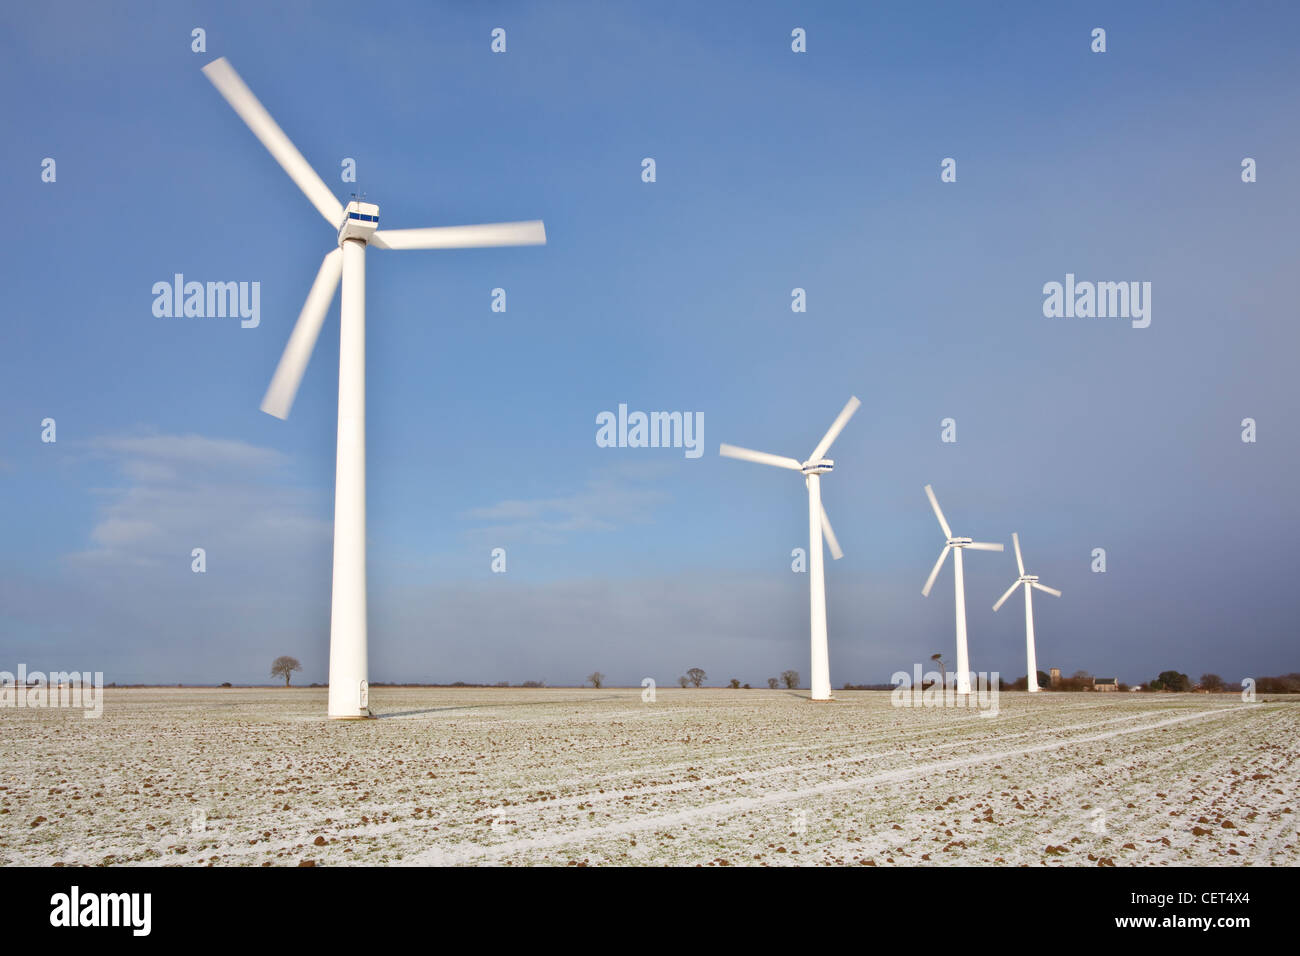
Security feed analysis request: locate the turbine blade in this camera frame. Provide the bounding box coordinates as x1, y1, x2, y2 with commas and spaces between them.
992, 580, 1020, 612
1032, 582, 1062, 597
924, 484, 953, 539
1012, 532, 1025, 575
921, 545, 951, 597
201, 58, 343, 227
820, 503, 843, 560
260, 248, 343, 419
719, 444, 803, 471
808, 395, 861, 462
966, 541, 1005, 551
370, 220, 546, 250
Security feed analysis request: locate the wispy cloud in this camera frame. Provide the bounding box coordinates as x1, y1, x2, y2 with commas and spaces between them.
0, 430, 335, 682
86, 433, 287, 484
68, 430, 328, 569
463, 465, 671, 542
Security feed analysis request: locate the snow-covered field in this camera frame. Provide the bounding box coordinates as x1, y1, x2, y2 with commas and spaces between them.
1, 687, 1296, 866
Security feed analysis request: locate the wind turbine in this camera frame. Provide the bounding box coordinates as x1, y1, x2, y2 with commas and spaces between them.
992, 533, 1061, 693
201, 58, 546, 719
920, 485, 1003, 695
720, 396, 860, 702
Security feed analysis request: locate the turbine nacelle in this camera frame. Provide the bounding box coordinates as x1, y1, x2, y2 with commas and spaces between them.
338, 200, 380, 245
947, 536, 974, 547
1021, 574, 1039, 583
801, 458, 834, 475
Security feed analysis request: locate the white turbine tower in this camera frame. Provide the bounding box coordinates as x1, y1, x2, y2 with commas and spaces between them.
920, 485, 1003, 696
992, 533, 1061, 693
202, 58, 546, 719
720, 396, 860, 702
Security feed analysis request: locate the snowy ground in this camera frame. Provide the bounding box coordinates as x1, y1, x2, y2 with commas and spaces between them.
1, 687, 1296, 866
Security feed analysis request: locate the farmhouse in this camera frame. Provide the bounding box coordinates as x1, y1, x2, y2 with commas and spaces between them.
1093, 678, 1118, 692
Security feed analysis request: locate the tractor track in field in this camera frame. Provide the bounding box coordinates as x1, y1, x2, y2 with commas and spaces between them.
399, 705, 1259, 865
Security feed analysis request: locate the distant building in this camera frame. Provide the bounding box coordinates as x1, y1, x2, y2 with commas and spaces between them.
1049, 667, 1061, 688
1094, 677, 1118, 692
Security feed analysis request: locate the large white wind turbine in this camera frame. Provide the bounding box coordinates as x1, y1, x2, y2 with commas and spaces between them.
992, 533, 1061, 693
202, 58, 545, 718
920, 485, 1003, 695
720, 397, 860, 701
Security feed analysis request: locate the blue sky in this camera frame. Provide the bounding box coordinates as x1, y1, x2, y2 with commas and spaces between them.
1, 0, 1297, 687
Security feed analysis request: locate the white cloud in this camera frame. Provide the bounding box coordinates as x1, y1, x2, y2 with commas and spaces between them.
463, 467, 670, 542
88, 433, 287, 484
0, 430, 337, 683
70, 431, 326, 568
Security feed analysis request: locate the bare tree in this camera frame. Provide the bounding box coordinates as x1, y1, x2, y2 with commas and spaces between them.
931, 653, 946, 689
677, 675, 689, 688
686, 667, 707, 688
766, 677, 778, 689
781, 669, 799, 689
728, 678, 741, 689
271, 656, 301, 687
587, 672, 605, 689
1199, 673, 1224, 692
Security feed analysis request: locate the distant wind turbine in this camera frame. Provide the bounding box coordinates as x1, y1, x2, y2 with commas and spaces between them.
992, 533, 1061, 693
720, 397, 860, 701
920, 485, 1003, 695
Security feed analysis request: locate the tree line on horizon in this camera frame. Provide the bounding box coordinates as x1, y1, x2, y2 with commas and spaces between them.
245, 658, 1300, 694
